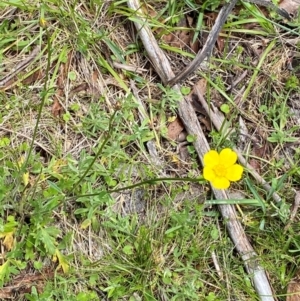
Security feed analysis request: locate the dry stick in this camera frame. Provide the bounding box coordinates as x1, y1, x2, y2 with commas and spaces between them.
284, 189, 300, 231
194, 85, 282, 204
127, 1, 275, 300
167, 0, 238, 86
244, 0, 291, 20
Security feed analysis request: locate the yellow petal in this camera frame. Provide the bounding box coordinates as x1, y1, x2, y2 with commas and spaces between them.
203, 167, 216, 181
23, 172, 29, 186
226, 164, 243, 181
40, 18, 47, 28
212, 177, 230, 189
219, 148, 237, 167
203, 150, 219, 167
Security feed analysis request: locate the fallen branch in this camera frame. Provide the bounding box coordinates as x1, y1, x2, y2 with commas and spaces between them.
127, 1, 275, 300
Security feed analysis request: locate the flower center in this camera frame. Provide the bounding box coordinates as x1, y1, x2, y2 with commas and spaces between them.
213, 164, 227, 177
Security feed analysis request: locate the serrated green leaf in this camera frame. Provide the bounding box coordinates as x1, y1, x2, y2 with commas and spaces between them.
38, 227, 60, 255
0, 260, 10, 282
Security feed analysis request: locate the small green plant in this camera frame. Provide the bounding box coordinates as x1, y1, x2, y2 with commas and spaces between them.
0, 0, 299, 300
220, 103, 230, 114
267, 121, 299, 143
180, 86, 191, 95
258, 92, 298, 144
156, 83, 182, 113
285, 75, 299, 90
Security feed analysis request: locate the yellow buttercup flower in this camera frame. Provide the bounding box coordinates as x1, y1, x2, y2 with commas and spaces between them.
203, 148, 243, 189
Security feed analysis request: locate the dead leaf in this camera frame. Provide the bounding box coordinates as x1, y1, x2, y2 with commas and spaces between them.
249, 145, 267, 173
163, 30, 190, 48
190, 39, 200, 53
287, 271, 300, 301
162, 16, 198, 50
51, 51, 74, 117
249, 158, 261, 173
141, 2, 157, 18
198, 116, 212, 131
177, 30, 191, 48
193, 78, 207, 95
69, 83, 89, 96
279, 0, 300, 16
0, 290, 11, 299
186, 15, 194, 27
16, 156, 29, 187
22, 70, 43, 85
190, 79, 212, 131
58, 51, 73, 88
52, 91, 63, 117
167, 117, 184, 140
185, 15, 200, 53
290, 190, 300, 222
55, 249, 69, 273
0, 269, 55, 299
3, 232, 14, 250
290, 55, 300, 76
216, 37, 225, 53
238, 116, 248, 144
178, 142, 190, 161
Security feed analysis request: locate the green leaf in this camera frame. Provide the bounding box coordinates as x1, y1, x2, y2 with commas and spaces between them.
76, 291, 98, 301
0, 216, 18, 233
63, 111, 71, 122
180, 86, 191, 95
81, 219, 91, 229
55, 249, 69, 273
220, 104, 230, 114
38, 227, 60, 255
34, 261, 43, 270
0, 260, 10, 283
0, 137, 10, 147
186, 134, 196, 142
68, 71, 77, 81
210, 225, 219, 240
74, 208, 89, 215
123, 245, 133, 255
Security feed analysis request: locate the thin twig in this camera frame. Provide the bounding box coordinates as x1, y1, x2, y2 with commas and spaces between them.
284, 189, 300, 231
244, 0, 291, 20
167, 0, 238, 86
211, 250, 223, 278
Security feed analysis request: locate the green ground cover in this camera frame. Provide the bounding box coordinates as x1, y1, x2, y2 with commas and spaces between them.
0, 0, 300, 300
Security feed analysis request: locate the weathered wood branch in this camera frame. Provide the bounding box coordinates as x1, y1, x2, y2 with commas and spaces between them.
127, 1, 275, 300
